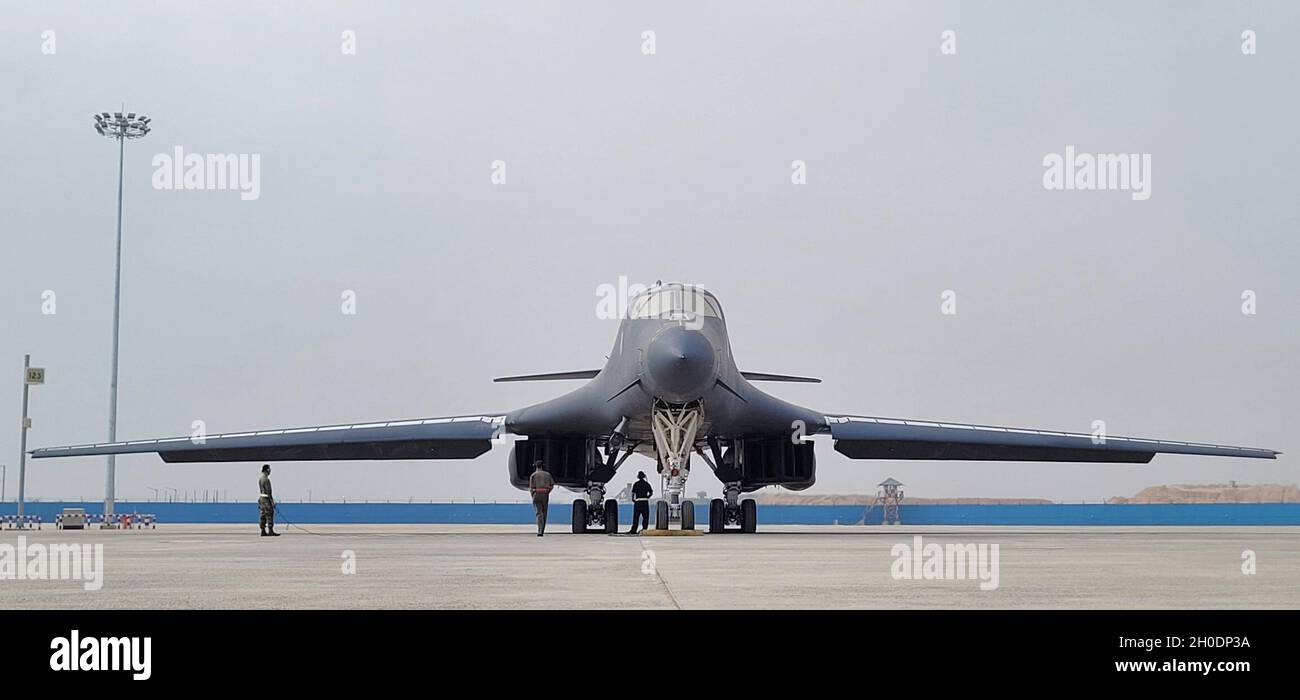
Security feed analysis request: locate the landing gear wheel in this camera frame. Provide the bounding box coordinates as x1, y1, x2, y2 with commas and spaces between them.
709, 498, 725, 533
740, 498, 757, 534
655, 500, 670, 531
572, 500, 587, 534
603, 499, 619, 534
681, 500, 695, 530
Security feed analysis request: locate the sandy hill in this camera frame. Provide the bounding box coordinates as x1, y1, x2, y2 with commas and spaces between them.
750, 483, 1299, 505
1106, 483, 1300, 504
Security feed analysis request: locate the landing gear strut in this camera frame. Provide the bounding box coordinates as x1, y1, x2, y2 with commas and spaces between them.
651, 399, 702, 530
708, 483, 757, 533
571, 483, 619, 534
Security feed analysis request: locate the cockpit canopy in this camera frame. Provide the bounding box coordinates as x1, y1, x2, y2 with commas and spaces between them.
628, 283, 724, 321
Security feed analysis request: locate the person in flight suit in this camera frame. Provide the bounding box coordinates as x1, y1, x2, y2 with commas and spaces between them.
528, 461, 555, 537
258, 464, 280, 537
628, 471, 653, 534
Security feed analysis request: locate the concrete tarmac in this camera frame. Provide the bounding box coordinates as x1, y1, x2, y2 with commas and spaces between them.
1, 524, 1296, 609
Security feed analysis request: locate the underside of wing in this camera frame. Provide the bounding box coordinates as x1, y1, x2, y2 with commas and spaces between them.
824, 415, 1278, 463
740, 371, 821, 383
30, 414, 506, 463
493, 370, 601, 382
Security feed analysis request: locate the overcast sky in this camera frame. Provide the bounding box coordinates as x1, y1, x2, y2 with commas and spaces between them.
2, 1, 1296, 505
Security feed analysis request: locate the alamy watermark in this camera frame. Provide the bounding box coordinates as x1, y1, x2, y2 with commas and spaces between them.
891, 535, 999, 591
50, 630, 150, 680
595, 277, 710, 330
1043, 145, 1151, 201
0, 536, 104, 591
152, 146, 261, 201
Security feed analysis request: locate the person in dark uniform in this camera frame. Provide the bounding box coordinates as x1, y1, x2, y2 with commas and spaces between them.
258, 464, 280, 537
628, 471, 653, 534
528, 461, 554, 537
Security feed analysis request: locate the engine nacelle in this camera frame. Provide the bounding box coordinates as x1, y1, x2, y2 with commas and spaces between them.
721, 436, 816, 491
508, 437, 597, 491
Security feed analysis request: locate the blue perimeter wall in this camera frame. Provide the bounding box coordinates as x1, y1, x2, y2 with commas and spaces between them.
3, 501, 1300, 525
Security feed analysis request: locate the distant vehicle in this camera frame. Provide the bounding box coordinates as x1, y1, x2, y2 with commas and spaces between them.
56, 508, 88, 530
30, 283, 1279, 535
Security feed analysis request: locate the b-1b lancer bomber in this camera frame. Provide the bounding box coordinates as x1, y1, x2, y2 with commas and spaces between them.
33, 283, 1278, 533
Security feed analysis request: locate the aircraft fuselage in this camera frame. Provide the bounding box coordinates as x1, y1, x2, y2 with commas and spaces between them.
505, 304, 822, 493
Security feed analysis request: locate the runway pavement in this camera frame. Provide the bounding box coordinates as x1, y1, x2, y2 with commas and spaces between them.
1, 524, 1296, 609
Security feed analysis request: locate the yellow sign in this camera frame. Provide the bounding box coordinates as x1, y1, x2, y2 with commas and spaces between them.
25, 368, 45, 385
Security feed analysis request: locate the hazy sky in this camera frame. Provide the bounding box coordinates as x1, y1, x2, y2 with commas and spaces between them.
2, 1, 1296, 505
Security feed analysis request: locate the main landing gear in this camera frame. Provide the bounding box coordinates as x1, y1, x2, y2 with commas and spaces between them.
708, 483, 756, 534
571, 483, 619, 534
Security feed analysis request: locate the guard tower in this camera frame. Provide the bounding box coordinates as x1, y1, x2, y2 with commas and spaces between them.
876, 478, 904, 525
614, 482, 635, 503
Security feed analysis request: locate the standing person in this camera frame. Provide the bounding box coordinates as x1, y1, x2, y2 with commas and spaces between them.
258, 464, 280, 537
628, 471, 653, 534
528, 460, 554, 537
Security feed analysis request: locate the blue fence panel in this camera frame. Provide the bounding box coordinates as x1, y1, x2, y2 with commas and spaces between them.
2, 501, 1297, 525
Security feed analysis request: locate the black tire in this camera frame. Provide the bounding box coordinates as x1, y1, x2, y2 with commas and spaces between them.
655, 500, 670, 531
740, 498, 757, 533
603, 499, 619, 534
709, 498, 725, 533
681, 500, 695, 530
571, 499, 587, 534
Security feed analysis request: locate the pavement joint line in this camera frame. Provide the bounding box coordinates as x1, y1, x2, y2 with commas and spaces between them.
638, 537, 681, 610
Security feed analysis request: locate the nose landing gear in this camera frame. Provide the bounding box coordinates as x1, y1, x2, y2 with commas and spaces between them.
651, 399, 702, 530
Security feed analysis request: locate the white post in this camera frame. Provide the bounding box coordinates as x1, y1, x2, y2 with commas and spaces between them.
18, 354, 31, 526
105, 125, 125, 519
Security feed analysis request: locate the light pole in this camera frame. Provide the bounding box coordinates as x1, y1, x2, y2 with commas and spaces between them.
18, 356, 45, 527
93, 110, 151, 519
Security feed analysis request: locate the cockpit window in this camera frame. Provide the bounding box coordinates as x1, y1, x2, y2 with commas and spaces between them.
628, 284, 723, 321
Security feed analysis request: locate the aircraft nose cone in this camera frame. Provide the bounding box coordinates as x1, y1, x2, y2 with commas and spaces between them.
646, 326, 716, 399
